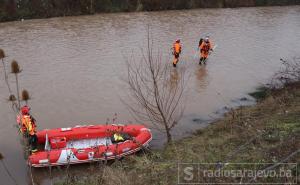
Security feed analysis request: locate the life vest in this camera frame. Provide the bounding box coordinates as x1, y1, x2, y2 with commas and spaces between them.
200, 42, 211, 52
173, 43, 181, 54
21, 115, 36, 136
113, 133, 124, 142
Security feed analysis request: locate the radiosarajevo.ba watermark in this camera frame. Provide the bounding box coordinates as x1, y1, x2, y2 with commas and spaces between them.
178, 163, 297, 184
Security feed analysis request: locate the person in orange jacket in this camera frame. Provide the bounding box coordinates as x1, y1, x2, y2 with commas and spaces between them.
20, 106, 38, 153
199, 36, 213, 65
172, 39, 182, 67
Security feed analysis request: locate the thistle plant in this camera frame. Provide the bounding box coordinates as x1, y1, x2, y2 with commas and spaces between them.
11, 60, 21, 110
9, 94, 16, 101
22, 89, 30, 105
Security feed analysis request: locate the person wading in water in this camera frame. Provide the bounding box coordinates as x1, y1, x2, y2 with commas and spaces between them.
199, 36, 213, 65
172, 39, 182, 67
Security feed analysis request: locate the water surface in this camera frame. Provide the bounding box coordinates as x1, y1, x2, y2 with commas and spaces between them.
0, 6, 300, 185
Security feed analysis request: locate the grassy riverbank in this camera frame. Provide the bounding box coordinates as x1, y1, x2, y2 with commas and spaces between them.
1, 0, 300, 22
56, 82, 300, 184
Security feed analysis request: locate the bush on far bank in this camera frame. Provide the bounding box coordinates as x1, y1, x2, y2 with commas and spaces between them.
1, 0, 300, 22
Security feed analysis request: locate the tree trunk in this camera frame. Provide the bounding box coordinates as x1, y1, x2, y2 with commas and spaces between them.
166, 128, 172, 143
90, 0, 93, 14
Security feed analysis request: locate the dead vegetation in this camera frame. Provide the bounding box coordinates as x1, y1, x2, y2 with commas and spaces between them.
57, 58, 300, 184
56, 80, 300, 184
271, 58, 300, 87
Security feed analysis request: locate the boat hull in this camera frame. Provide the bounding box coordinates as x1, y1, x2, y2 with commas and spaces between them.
28, 124, 152, 167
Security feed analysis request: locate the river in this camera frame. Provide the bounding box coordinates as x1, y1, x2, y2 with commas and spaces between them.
0, 5, 299, 185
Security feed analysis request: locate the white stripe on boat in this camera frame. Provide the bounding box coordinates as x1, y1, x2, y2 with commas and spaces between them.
61, 128, 72, 131
140, 128, 151, 132
105, 152, 113, 156
39, 159, 49, 164
57, 149, 79, 164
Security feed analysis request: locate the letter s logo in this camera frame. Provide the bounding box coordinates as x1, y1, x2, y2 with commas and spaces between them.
184, 166, 194, 181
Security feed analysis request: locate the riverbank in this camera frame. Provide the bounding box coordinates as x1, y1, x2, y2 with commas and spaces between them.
56, 81, 300, 184
1, 0, 300, 22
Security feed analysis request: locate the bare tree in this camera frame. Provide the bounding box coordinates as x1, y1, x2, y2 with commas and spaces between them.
125, 31, 186, 143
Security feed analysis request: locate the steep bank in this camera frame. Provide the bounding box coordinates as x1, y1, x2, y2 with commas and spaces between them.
1, 0, 300, 22
56, 82, 300, 184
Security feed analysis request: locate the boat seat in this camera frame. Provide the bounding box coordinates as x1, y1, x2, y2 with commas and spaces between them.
67, 137, 112, 149
50, 137, 67, 149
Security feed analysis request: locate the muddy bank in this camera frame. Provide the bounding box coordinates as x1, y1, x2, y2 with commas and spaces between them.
1, 0, 300, 22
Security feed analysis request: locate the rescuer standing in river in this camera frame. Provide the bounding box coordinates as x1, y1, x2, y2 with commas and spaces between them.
199, 36, 213, 65
172, 39, 182, 67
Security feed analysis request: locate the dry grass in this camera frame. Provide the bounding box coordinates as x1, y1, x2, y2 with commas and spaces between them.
56, 82, 300, 185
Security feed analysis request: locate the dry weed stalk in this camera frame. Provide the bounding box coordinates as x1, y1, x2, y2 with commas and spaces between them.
0, 152, 18, 185
11, 60, 21, 110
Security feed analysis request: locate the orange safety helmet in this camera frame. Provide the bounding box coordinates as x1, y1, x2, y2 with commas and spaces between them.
21, 105, 30, 115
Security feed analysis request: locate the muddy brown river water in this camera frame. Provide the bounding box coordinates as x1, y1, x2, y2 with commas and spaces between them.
0, 5, 300, 185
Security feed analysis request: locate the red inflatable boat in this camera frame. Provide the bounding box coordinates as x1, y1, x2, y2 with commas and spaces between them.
28, 124, 152, 167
